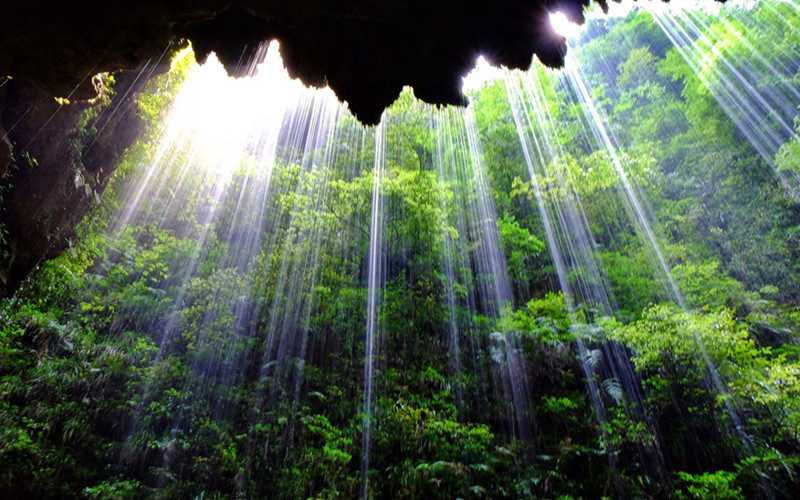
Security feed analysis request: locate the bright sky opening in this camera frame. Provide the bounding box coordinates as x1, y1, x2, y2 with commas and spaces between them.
549, 11, 585, 39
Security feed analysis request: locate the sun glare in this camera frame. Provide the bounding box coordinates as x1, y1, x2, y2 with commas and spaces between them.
164, 41, 315, 177
462, 56, 505, 94
549, 11, 585, 39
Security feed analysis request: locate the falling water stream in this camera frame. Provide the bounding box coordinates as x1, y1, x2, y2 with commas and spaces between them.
361, 121, 385, 498
650, 3, 800, 195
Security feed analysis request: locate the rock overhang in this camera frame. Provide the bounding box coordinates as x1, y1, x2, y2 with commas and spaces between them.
1, 0, 612, 124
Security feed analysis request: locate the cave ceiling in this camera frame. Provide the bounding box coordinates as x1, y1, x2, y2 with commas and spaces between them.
1, 0, 607, 124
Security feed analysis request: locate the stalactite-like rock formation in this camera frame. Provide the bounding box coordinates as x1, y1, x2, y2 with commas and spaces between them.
1, 0, 607, 124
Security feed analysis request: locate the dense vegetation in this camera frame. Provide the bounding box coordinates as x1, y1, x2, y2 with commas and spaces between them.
2, 3, 800, 498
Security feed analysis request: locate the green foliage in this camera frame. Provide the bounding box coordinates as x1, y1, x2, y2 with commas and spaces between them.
497, 213, 546, 288
503, 292, 572, 343
83, 478, 144, 499
606, 304, 761, 379
137, 45, 196, 132
617, 46, 659, 90
283, 414, 358, 499
671, 260, 747, 309
4, 5, 800, 499
675, 470, 744, 500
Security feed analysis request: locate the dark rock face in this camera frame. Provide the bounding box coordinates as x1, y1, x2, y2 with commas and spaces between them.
0, 128, 10, 180
0, 70, 155, 293
0, 0, 608, 294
